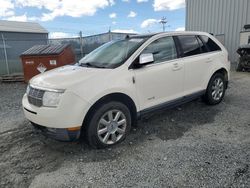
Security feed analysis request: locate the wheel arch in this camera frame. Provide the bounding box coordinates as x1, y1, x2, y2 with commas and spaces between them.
82, 93, 138, 129
214, 68, 228, 81
207, 68, 229, 89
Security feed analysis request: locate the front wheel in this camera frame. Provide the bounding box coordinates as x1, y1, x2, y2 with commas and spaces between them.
202, 73, 226, 105
85, 101, 131, 148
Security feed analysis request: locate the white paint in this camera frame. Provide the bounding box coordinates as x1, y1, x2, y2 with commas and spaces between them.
49, 60, 57, 66
22, 31, 230, 129
37, 63, 47, 73
25, 61, 34, 65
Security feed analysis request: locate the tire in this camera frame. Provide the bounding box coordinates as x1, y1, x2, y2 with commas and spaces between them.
202, 73, 226, 105
85, 101, 131, 148
236, 62, 243, 72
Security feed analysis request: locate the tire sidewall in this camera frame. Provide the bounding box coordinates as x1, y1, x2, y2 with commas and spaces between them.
86, 101, 131, 148
206, 73, 226, 105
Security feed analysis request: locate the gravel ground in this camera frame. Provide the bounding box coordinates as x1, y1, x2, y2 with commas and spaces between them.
0, 71, 249, 188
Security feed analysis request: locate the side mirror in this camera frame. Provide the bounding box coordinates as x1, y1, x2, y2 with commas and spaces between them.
139, 53, 154, 65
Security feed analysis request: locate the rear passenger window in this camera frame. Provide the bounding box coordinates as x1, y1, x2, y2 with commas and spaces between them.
142, 36, 177, 64
178, 35, 201, 57
200, 35, 221, 52
197, 36, 209, 53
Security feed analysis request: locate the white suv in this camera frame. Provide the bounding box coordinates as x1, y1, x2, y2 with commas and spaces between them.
22, 32, 230, 148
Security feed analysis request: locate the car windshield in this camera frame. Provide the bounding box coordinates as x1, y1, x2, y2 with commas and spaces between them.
79, 37, 146, 68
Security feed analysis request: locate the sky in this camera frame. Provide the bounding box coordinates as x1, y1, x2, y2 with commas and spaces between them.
0, 0, 186, 38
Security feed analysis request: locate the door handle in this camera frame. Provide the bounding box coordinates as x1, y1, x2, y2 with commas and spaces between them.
206, 58, 213, 63
172, 62, 181, 71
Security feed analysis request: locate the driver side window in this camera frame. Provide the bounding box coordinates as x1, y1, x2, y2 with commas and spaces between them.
142, 36, 177, 64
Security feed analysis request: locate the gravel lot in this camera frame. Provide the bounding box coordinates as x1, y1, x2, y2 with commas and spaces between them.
0, 71, 249, 188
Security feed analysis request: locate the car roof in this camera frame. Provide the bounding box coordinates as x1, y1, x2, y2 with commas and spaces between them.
128, 31, 210, 39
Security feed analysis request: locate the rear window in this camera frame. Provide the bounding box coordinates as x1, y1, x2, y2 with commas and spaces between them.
177, 35, 201, 57
199, 35, 221, 52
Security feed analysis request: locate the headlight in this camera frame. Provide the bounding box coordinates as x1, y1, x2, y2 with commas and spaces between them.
43, 91, 63, 107
26, 84, 30, 94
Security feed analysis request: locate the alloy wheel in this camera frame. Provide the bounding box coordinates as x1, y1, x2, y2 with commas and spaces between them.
211, 78, 224, 101
97, 109, 127, 145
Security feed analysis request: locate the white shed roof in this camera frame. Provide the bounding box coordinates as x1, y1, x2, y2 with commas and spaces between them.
0, 20, 48, 34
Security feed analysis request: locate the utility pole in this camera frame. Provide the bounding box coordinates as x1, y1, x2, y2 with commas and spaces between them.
159, 17, 167, 32
79, 31, 83, 58
108, 26, 111, 41
1, 34, 9, 75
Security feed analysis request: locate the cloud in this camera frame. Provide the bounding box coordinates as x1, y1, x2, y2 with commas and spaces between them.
49, 32, 77, 39
112, 29, 138, 34
175, 27, 185, 31
109, 12, 117, 19
128, 11, 137, 18
122, 0, 130, 2
141, 19, 159, 28
153, 0, 185, 11
5, 14, 28, 22
1, 0, 115, 22
109, 0, 115, 6
0, 0, 14, 17
112, 21, 117, 25
137, 0, 148, 3
41, 0, 113, 21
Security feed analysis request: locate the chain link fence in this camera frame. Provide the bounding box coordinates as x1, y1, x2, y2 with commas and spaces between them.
49, 32, 134, 62
0, 32, 48, 76
0, 32, 134, 76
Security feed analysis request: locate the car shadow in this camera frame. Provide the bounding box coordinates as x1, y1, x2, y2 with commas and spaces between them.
125, 98, 219, 143
0, 98, 221, 187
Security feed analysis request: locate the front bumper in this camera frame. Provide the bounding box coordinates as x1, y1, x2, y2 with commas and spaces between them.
22, 91, 90, 129
31, 122, 80, 141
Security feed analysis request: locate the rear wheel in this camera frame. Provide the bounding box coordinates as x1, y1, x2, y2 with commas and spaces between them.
85, 101, 131, 148
203, 73, 226, 105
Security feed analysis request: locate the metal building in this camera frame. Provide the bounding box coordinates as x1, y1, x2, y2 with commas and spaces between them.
186, 0, 250, 62
0, 20, 48, 75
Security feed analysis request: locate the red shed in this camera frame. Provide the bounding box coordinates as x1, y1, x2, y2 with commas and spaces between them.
20, 44, 75, 82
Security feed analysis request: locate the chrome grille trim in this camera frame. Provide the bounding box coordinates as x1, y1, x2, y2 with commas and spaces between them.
30, 84, 65, 93
27, 86, 45, 107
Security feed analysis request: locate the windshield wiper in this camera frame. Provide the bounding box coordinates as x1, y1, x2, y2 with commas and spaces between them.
79, 62, 106, 68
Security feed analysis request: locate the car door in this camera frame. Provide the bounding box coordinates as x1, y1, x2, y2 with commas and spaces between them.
176, 35, 212, 96
132, 36, 184, 111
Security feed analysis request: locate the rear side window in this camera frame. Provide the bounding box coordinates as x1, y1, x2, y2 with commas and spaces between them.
142, 36, 177, 64
196, 36, 209, 53
177, 35, 201, 57
200, 35, 221, 52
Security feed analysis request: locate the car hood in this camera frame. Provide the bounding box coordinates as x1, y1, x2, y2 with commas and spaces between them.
30, 65, 110, 90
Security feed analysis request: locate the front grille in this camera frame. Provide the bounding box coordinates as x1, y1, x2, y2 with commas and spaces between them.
27, 86, 45, 107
